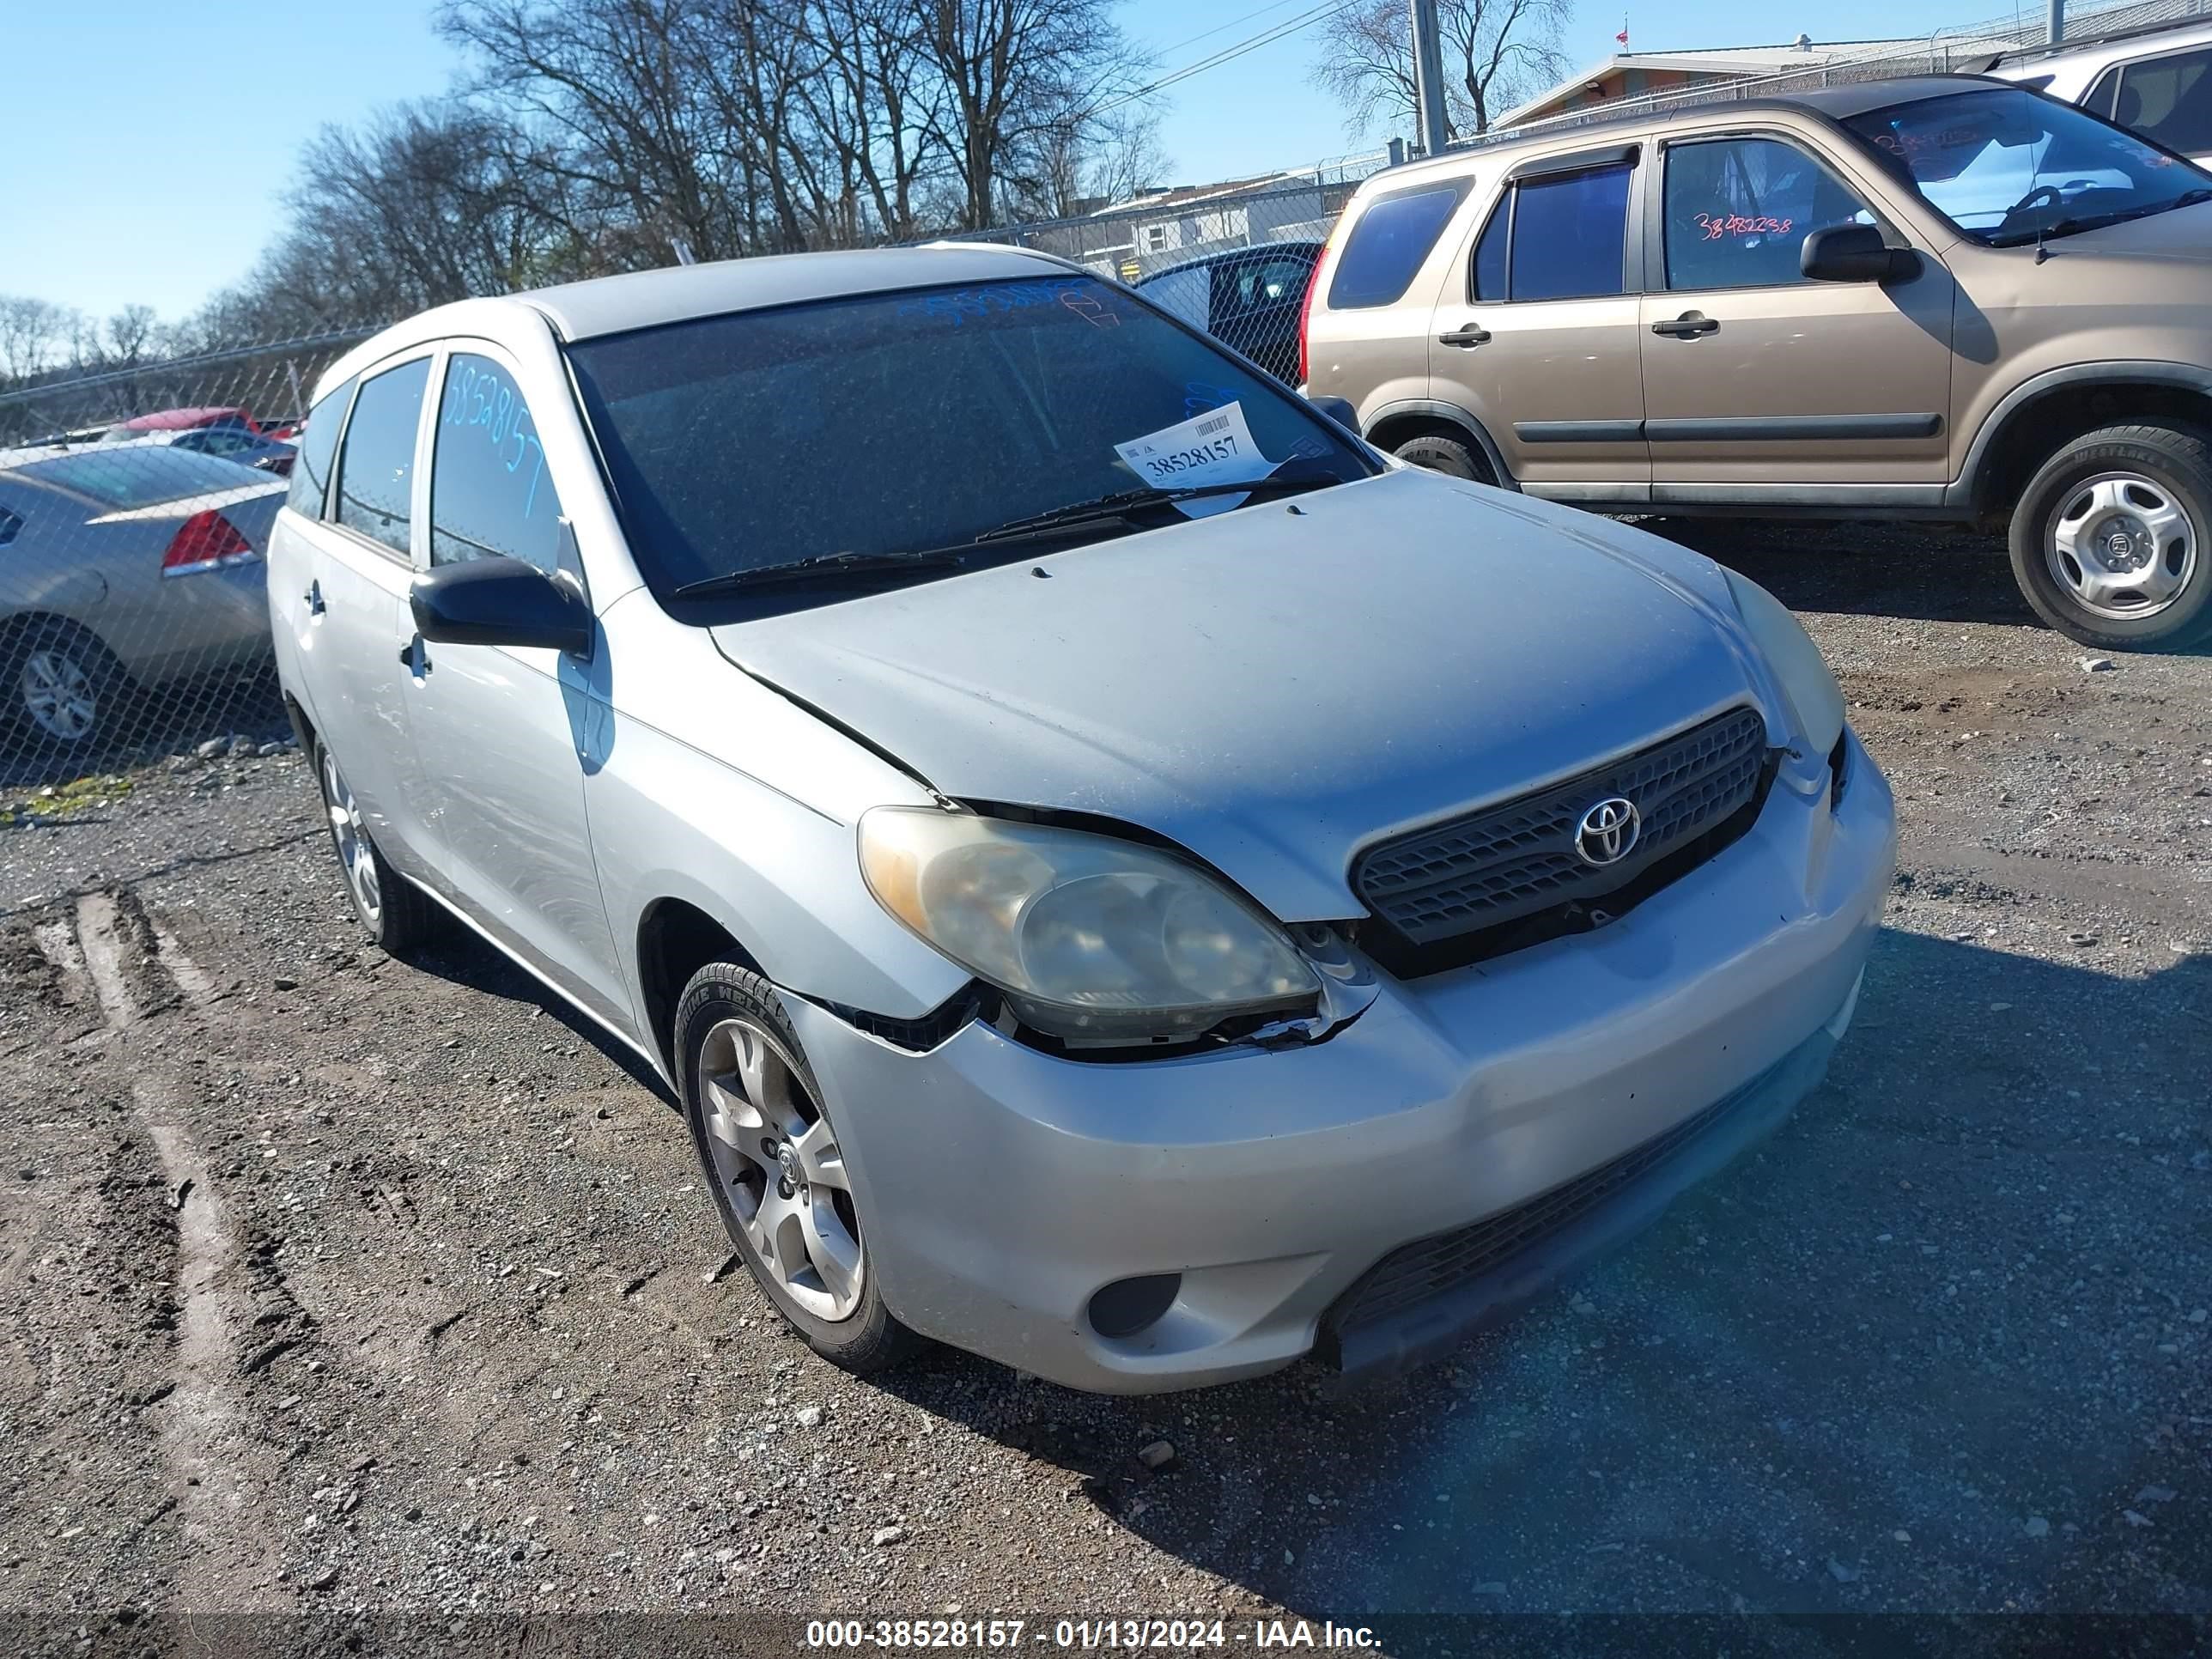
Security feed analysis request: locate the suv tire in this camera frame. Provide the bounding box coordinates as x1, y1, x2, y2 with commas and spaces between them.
312, 737, 443, 952
674, 960, 924, 1376
2009, 422, 2212, 649
1394, 432, 1495, 485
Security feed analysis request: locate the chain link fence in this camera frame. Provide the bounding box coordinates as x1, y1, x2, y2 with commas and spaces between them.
931, 153, 1390, 382
0, 329, 374, 799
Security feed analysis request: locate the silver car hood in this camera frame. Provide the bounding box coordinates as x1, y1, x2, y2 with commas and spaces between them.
711, 469, 1763, 921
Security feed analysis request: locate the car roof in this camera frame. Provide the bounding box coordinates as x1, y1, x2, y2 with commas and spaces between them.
113, 405, 251, 432
1360, 74, 2018, 191
318, 243, 1089, 398
1134, 241, 1322, 283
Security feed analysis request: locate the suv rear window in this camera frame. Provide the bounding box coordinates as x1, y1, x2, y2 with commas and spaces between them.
1328, 179, 1471, 308
5, 447, 270, 508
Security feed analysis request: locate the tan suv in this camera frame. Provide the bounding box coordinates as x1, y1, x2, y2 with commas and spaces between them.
1302, 75, 2212, 648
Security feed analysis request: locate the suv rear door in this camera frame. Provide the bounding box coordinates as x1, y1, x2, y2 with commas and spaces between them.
1638, 125, 1957, 501
1427, 143, 1650, 499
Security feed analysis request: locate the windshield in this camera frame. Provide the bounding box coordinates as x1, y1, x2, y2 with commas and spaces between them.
4, 446, 275, 507
566, 274, 1374, 600
1844, 87, 2212, 245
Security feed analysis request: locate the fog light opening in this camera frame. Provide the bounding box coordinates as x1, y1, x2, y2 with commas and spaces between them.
1827, 732, 1850, 810
1087, 1273, 1182, 1340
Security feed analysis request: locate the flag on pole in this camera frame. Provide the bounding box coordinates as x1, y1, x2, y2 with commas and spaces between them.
1616, 15, 1630, 46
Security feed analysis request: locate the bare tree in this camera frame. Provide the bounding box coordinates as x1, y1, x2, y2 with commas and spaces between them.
0, 295, 77, 381
102, 305, 159, 367
1310, 0, 1571, 141
920, 0, 1154, 228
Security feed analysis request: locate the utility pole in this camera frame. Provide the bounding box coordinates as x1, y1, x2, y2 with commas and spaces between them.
2047, 0, 2063, 45
1410, 0, 1449, 156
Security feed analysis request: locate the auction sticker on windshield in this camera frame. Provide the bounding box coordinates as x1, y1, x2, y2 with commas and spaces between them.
1114, 401, 1273, 514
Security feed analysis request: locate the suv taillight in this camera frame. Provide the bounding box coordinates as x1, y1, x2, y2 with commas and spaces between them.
161, 510, 253, 577
1298, 224, 1340, 387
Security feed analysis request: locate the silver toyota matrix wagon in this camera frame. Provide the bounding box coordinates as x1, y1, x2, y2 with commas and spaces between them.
268, 245, 1895, 1393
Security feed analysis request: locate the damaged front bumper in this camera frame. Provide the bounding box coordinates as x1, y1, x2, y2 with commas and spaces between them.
782, 730, 1895, 1394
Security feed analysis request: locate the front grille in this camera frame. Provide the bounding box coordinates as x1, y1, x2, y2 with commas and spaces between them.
1323, 1058, 1768, 1344
1352, 707, 1769, 957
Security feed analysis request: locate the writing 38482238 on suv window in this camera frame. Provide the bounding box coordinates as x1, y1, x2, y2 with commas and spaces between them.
1304, 76, 2212, 650
270, 247, 1893, 1393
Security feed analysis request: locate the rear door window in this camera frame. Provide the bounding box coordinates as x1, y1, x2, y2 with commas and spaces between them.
1328, 179, 1472, 308
2117, 48, 2212, 153
429, 353, 567, 574
334, 359, 429, 556
1507, 164, 1632, 301
287, 377, 354, 520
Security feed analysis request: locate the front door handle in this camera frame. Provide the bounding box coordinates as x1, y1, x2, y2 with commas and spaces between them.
1651, 313, 1719, 338
400, 636, 429, 675
1437, 323, 1492, 348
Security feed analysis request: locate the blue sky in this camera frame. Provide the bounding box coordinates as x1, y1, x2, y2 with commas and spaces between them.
2, 0, 1948, 323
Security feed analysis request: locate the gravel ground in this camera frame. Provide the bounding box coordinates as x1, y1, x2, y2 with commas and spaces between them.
0, 522, 2206, 1652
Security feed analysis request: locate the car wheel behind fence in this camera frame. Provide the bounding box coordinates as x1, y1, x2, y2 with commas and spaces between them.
3, 618, 127, 757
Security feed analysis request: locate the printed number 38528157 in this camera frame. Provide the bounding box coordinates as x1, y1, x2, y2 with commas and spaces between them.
1137, 434, 1238, 481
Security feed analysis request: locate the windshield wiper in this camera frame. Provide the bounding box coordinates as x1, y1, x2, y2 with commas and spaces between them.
671, 546, 973, 599
974, 473, 1343, 544
1996, 186, 2212, 248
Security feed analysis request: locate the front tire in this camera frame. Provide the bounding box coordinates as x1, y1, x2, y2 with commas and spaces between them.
675, 961, 922, 1376
2008, 423, 2212, 649
312, 738, 441, 952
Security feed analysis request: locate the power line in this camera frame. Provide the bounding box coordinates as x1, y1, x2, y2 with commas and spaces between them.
1151, 0, 1315, 64
1091, 0, 1355, 118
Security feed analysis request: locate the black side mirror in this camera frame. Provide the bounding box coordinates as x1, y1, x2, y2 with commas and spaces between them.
1304, 393, 1360, 434
1801, 223, 1918, 284
410, 556, 592, 657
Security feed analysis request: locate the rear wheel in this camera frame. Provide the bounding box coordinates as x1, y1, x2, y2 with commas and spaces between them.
2008, 422, 2212, 649
4, 619, 125, 755
676, 960, 922, 1376
313, 738, 441, 951
1393, 431, 1495, 485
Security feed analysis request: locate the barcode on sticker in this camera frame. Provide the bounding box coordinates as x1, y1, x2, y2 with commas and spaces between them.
1195, 412, 1231, 437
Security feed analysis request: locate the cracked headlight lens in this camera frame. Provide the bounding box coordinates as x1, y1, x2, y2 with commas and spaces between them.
859, 807, 1320, 1041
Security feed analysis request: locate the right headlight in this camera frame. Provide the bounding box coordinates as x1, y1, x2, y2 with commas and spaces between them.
858, 807, 1321, 1042
1723, 569, 1845, 757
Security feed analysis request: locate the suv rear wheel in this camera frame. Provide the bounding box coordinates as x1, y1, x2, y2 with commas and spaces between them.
2009, 422, 2212, 649
1393, 432, 1495, 485
313, 738, 442, 951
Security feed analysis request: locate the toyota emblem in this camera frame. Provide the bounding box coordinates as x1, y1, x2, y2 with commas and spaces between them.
1575, 796, 1641, 866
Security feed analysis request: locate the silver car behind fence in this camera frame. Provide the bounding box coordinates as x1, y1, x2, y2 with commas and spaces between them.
0, 332, 373, 787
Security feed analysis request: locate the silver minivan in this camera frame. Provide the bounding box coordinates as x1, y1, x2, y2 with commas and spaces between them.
269, 246, 1893, 1393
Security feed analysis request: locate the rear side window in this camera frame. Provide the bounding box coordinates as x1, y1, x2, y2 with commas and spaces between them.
429, 353, 566, 574
334, 360, 428, 556
1471, 199, 1508, 300
1508, 165, 1632, 301
286, 377, 353, 520
2117, 49, 2212, 154
1328, 179, 1471, 308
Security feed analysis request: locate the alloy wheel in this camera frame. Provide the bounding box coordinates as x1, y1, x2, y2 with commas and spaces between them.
319, 747, 383, 924
2048, 472, 2198, 620
696, 1015, 865, 1322
20, 648, 96, 742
